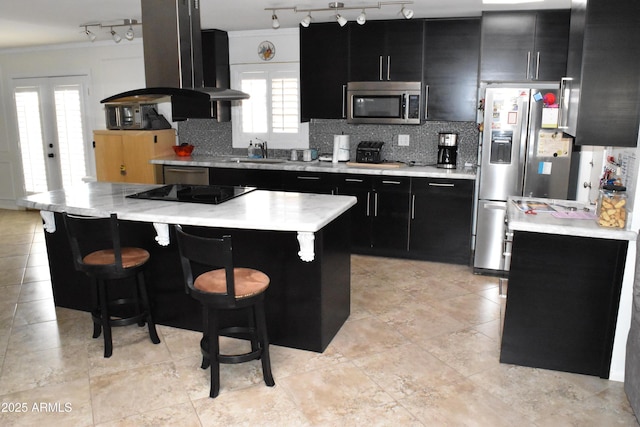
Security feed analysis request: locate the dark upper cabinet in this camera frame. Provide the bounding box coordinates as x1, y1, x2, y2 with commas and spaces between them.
423, 18, 481, 122
300, 23, 349, 121
202, 29, 231, 122
349, 20, 424, 82
565, 0, 640, 147
480, 10, 570, 81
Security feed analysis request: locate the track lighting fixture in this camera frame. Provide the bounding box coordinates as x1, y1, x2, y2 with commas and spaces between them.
79, 19, 141, 43
125, 25, 135, 41
300, 13, 312, 27
266, 1, 413, 29
272, 12, 280, 29
110, 28, 122, 43
401, 5, 414, 19
83, 26, 97, 42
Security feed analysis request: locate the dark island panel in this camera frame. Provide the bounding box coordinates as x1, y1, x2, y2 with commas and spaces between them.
44, 212, 351, 353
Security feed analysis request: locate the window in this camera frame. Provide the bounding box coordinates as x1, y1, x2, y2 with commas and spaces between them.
231, 63, 308, 150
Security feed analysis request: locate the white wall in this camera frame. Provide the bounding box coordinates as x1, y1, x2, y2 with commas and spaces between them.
0, 40, 145, 208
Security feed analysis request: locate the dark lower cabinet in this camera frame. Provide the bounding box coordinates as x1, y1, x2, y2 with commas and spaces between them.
281, 171, 336, 194
501, 231, 627, 378
371, 177, 411, 255
336, 175, 411, 256
209, 167, 282, 190
409, 178, 474, 264
208, 167, 474, 264
335, 174, 372, 250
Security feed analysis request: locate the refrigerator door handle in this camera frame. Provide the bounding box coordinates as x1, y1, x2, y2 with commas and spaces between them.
557, 77, 572, 130
516, 94, 531, 196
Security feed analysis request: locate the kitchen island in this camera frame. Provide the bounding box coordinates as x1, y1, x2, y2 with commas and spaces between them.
17, 182, 357, 352
502, 196, 637, 378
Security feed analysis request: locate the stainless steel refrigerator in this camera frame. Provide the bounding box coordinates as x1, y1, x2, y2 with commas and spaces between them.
474, 83, 574, 274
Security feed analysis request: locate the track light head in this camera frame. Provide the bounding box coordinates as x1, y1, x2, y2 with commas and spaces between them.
125, 26, 135, 41
336, 14, 347, 27
301, 14, 312, 27
401, 6, 414, 19
84, 27, 97, 42
110, 28, 122, 43
272, 13, 280, 29
356, 10, 366, 25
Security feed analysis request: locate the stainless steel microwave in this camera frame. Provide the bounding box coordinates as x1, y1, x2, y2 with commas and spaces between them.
105, 103, 158, 130
346, 81, 423, 125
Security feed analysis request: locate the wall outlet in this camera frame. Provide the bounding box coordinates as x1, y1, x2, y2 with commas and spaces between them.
397, 134, 410, 146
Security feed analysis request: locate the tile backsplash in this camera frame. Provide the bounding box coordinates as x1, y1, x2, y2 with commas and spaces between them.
178, 119, 479, 168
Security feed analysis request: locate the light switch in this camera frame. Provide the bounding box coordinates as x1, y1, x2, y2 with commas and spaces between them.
398, 134, 410, 146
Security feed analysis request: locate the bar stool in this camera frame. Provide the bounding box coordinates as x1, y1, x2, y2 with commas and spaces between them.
174, 225, 275, 398
62, 212, 160, 358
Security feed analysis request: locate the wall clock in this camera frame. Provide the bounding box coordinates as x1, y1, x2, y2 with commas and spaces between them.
258, 41, 275, 61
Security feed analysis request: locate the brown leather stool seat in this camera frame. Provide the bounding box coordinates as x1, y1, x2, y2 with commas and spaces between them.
63, 212, 160, 358
174, 225, 275, 398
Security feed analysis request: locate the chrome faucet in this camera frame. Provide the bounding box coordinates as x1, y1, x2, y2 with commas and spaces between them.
255, 138, 268, 158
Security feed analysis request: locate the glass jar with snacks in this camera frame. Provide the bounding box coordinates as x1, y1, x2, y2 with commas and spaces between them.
597, 185, 627, 228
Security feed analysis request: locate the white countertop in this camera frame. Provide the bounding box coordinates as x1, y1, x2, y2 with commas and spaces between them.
507, 196, 637, 241
151, 154, 477, 180
16, 182, 357, 233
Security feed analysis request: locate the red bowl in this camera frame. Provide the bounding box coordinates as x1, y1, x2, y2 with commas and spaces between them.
173, 145, 194, 156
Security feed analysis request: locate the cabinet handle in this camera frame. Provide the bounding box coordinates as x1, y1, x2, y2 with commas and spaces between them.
379, 56, 383, 81
526, 51, 532, 79
366, 192, 371, 217
164, 168, 207, 174
411, 194, 415, 219
535, 52, 541, 80
428, 183, 454, 187
387, 56, 391, 81
424, 85, 429, 119
297, 176, 320, 180
557, 77, 572, 130
381, 180, 402, 185
345, 178, 364, 183
342, 84, 347, 119
374, 192, 378, 217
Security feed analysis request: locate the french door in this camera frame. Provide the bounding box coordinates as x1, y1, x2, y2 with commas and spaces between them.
13, 76, 91, 193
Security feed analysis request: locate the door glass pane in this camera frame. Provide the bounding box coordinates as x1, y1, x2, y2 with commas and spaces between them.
14, 89, 47, 193
54, 85, 87, 189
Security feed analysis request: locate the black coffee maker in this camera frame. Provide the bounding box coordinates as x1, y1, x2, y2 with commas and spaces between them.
437, 132, 458, 169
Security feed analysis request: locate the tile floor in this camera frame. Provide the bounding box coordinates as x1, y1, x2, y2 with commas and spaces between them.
0, 208, 637, 426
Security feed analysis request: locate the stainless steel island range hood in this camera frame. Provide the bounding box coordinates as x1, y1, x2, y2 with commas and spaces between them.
100, 0, 248, 121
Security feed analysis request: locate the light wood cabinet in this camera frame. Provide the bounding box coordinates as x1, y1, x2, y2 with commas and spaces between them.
94, 130, 176, 184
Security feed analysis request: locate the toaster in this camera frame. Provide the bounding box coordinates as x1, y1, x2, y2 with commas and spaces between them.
356, 141, 384, 163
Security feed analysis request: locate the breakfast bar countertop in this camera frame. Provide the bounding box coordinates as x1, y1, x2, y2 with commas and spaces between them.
507, 196, 637, 241
16, 181, 357, 234
151, 154, 478, 180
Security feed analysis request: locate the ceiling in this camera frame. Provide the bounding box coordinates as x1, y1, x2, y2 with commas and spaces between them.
0, 0, 571, 50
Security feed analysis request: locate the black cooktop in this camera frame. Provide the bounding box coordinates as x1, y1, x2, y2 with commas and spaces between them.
126, 184, 256, 205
